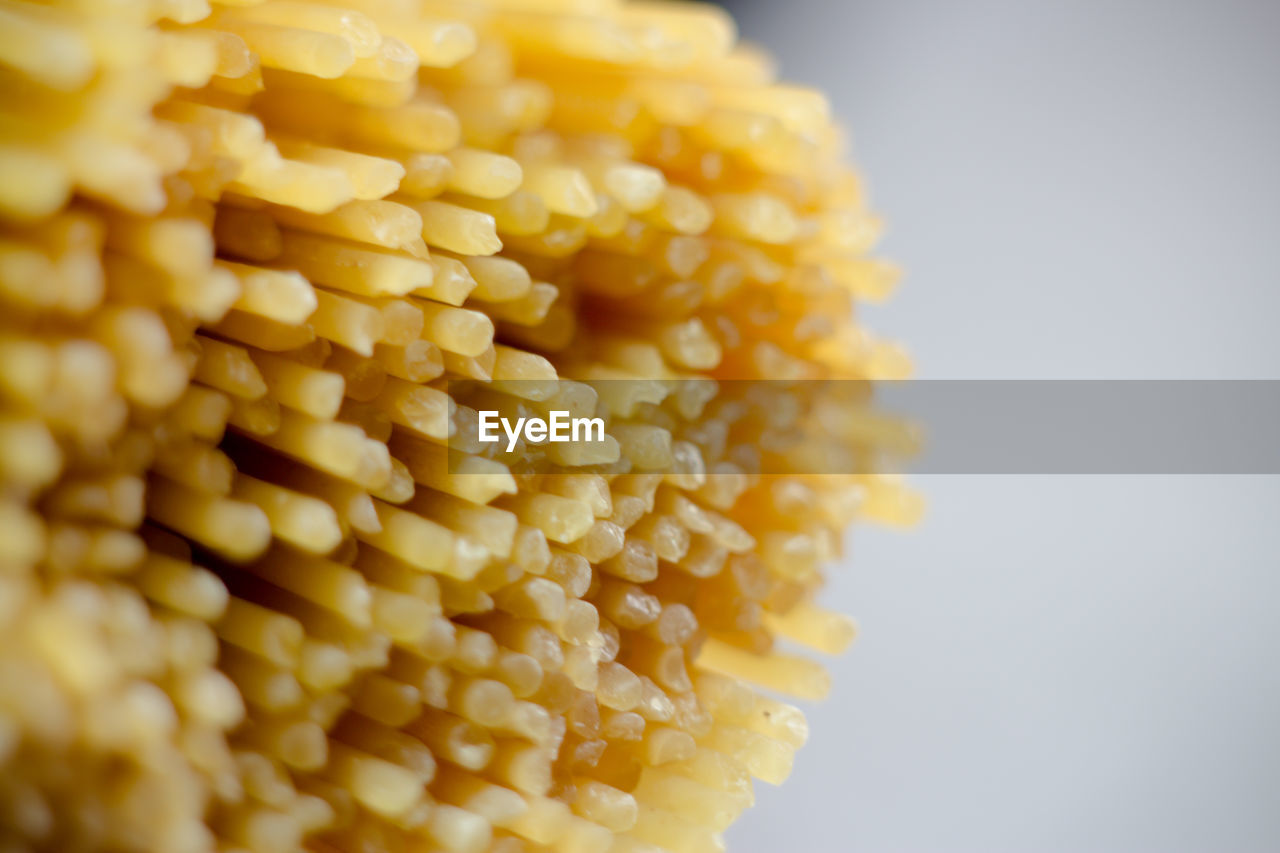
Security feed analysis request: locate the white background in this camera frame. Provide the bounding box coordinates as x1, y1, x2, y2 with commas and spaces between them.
721, 1, 1280, 850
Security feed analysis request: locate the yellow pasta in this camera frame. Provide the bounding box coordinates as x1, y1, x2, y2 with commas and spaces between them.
255, 198, 428, 257
0, 0, 917, 850
446, 147, 526, 200
413, 199, 504, 256
273, 230, 435, 297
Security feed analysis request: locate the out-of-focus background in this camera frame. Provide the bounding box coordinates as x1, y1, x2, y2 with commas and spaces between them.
718, 1, 1280, 851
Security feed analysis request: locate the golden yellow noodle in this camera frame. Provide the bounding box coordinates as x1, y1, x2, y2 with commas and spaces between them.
0, 0, 921, 851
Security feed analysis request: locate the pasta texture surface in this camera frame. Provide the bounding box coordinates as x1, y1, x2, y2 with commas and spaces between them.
0, 0, 919, 851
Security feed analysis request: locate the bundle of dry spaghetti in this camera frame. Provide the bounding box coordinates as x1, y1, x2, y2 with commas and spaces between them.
0, 0, 919, 850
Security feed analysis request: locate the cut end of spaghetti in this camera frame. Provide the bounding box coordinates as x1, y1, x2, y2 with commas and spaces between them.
0, 0, 915, 850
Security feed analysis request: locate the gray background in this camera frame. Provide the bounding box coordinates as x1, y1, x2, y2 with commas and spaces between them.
719, 1, 1280, 850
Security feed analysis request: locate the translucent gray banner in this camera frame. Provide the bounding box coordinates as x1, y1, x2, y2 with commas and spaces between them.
441, 380, 1280, 474
880, 380, 1280, 474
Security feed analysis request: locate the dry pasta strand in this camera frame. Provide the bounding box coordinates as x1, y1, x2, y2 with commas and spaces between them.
0, 2, 910, 852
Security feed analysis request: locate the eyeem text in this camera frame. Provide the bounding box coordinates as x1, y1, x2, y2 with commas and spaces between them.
477, 410, 606, 452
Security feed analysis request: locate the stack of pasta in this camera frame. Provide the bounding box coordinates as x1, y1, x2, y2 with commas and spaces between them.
0, 0, 918, 851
